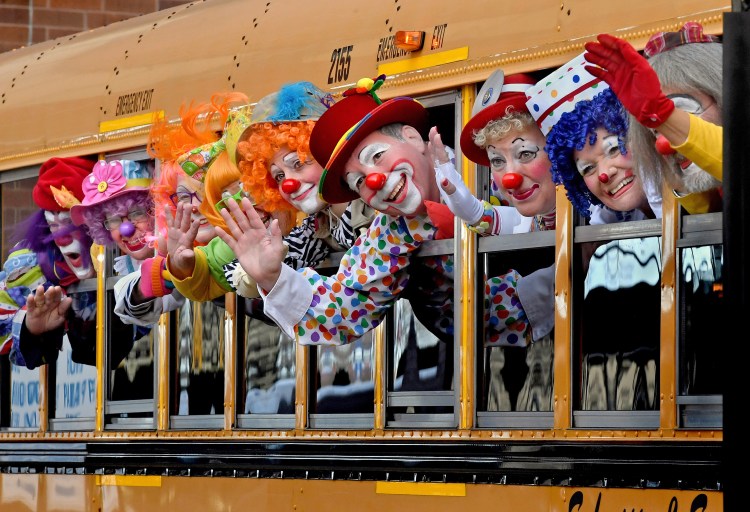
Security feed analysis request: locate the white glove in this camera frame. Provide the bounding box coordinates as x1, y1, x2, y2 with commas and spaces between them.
435, 161, 484, 226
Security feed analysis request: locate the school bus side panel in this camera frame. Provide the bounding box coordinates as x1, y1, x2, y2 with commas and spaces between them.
0, 473, 723, 512
0, 0, 729, 171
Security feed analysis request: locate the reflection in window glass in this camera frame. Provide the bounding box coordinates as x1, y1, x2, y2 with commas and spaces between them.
175, 299, 225, 415
107, 300, 154, 406
9, 363, 40, 428
480, 247, 555, 412
390, 300, 451, 393
242, 300, 296, 415
53, 337, 96, 419
313, 333, 374, 414
576, 237, 661, 411
679, 244, 723, 396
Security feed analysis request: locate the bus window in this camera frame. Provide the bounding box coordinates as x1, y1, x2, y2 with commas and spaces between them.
102, 151, 158, 430
237, 296, 296, 430
382, 92, 460, 429
309, 334, 375, 424
476, 226, 556, 427
170, 297, 225, 427
678, 211, 723, 428
303, 254, 375, 429
1, 173, 39, 431
572, 218, 662, 428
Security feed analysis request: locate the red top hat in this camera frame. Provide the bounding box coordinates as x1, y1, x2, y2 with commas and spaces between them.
32, 156, 96, 212
460, 72, 536, 166
311, 75, 429, 204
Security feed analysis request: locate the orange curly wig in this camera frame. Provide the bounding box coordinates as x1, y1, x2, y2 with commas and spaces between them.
236, 119, 316, 216
148, 92, 248, 236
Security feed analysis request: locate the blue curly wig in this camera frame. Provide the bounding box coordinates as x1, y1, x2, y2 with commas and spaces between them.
544, 88, 628, 216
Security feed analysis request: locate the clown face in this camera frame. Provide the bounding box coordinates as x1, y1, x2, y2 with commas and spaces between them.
343, 125, 438, 217
575, 128, 648, 213
104, 207, 155, 261
174, 172, 214, 245
270, 146, 326, 215
44, 210, 95, 280
662, 88, 722, 194
485, 124, 556, 217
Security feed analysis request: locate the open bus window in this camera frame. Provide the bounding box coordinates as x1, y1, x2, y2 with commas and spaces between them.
104, 289, 156, 429
572, 234, 661, 427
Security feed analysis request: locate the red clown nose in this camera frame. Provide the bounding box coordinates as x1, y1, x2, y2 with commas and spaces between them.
598, 173, 610, 184
655, 135, 676, 155
281, 179, 301, 194
365, 173, 387, 190
501, 173, 523, 189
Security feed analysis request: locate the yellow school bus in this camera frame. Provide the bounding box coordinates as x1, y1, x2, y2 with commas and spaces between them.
0, 0, 740, 510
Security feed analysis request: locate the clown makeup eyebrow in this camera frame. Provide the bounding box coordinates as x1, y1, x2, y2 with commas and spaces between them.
358, 142, 390, 166
282, 152, 302, 167
666, 94, 705, 115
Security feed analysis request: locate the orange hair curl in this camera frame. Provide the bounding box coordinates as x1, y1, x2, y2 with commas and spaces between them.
147, 92, 248, 236
236, 120, 315, 216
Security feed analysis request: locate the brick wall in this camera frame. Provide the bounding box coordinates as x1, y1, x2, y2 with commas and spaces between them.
0, 0, 189, 54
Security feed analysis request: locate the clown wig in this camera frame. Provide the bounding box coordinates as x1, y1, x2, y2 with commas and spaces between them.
544, 88, 629, 216
79, 192, 154, 246
236, 120, 312, 216
148, 92, 248, 235
472, 111, 537, 152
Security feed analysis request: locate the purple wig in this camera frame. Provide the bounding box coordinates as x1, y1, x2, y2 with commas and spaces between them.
79, 191, 154, 246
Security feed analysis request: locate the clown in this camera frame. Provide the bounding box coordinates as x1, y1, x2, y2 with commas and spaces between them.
434, 72, 557, 234
0, 248, 46, 356
7, 156, 134, 369
167, 81, 375, 302
214, 75, 539, 350
529, 53, 656, 222
71, 159, 157, 267
583, 22, 723, 214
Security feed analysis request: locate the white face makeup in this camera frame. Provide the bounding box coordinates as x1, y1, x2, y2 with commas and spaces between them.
485, 126, 556, 218
343, 127, 436, 217
575, 129, 647, 213
270, 147, 326, 215
44, 210, 95, 280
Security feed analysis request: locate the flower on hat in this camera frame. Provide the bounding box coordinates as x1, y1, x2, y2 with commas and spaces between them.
343, 74, 386, 104
82, 160, 127, 204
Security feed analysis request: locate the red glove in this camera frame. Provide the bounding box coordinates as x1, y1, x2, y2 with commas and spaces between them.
424, 200, 455, 240
584, 34, 675, 128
